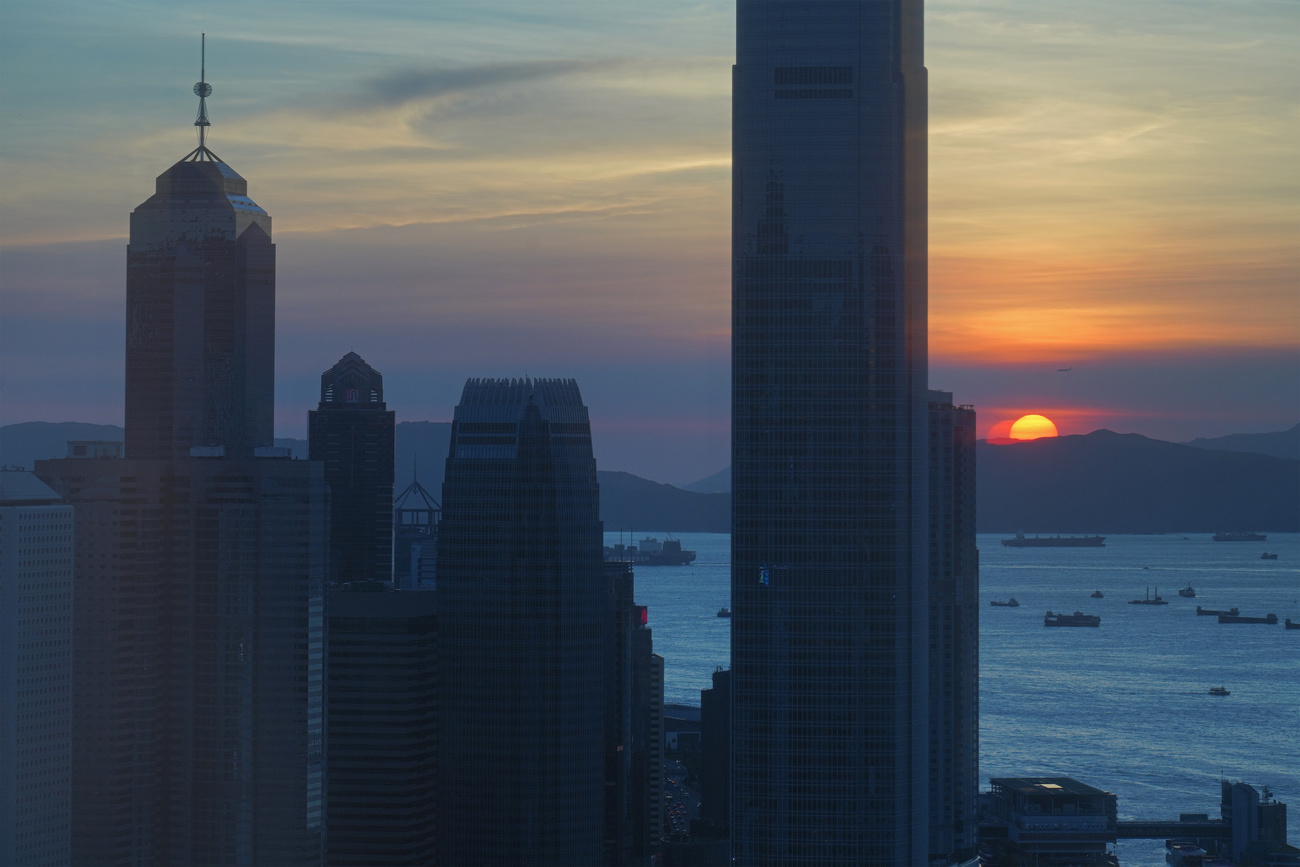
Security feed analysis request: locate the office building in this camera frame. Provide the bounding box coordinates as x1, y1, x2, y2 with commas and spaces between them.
928, 391, 979, 864
604, 561, 665, 865
327, 582, 437, 866
698, 668, 731, 833
436, 378, 607, 865
731, 2, 930, 863
0, 471, 73, 867
35, 53, 327, 865
309, 352, 396, 583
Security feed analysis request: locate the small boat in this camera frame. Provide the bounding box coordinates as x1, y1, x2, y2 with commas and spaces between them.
1286, 619, 1300, 630
1044, 610, 1100, 627
1261, 552, 1278, 560
1217, 613, 1278, 625
1196, 606, 1238, 616
1208, 686, 1230, 696
1178, 584, 1195, 598
990, 598, 1020, 607
1129, 586, 1168, 605
1090, 590, 1104, 599
716, 607, 731, 618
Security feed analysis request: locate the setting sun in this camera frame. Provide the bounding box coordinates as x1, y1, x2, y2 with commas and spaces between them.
1009, 414, 1059, 441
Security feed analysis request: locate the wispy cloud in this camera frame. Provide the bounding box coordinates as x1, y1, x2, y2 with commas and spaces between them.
355, 59, 626, 107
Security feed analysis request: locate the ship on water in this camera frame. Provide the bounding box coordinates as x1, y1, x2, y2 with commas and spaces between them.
1044, 610, 1101, 627
1212, 531, 1267, 542
603, 535, 696, 566
1002, 531, 1106, 548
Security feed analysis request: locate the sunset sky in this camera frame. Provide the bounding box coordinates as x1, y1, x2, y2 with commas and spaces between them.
2, 0, 1296, 483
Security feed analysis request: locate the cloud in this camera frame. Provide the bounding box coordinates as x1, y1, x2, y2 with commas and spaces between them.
355, 59, 626, 108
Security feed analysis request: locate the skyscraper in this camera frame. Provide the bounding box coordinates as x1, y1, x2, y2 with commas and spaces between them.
124, 53, 274, 460
436, 378, 607, 865
326, 582, 438, 866
0, 471, 73, 867
309, 352, 396, 583
36, 42, 327, 865
927, 391, 979, 864
731, 3, 930, 864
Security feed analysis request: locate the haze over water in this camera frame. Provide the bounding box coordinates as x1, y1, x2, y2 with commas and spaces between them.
618, 530, 1300, 867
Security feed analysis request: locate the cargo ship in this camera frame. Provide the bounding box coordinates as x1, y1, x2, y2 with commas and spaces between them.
1212, 532, 1266, 542
1196, 606, 1238, 616
1044, 610, 1101, 627
603, 535, 696, 566
1002, 531, 1105, 548
1217, 612, 1277, 625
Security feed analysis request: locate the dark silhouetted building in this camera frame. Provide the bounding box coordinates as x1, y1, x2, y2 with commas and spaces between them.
928, 391, 979, 864
730, 2, 930, 863
981, 777, 1117, 867
35, 63, 327, 865
327, 582, 437, 866
698, 668, 731, 834
436, 378, 607, 865
0, 471, 73, 867
605, 561, 664, 865
310, 352, 396, 583
125, 145, 274, 461
393, 478, 440, 589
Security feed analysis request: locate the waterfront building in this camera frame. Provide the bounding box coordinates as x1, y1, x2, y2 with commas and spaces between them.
34, 48, 328, 864
928, 391, 979, 864
981, 777, 1117, 866
309, 352, 396, 583
0, 471, 73, 867
730, 2, 930, 863
327, 582, 437, 866
436, 378, 607, 865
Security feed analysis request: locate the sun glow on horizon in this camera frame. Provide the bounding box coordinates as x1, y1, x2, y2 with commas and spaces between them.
1009, 414, 1059, 441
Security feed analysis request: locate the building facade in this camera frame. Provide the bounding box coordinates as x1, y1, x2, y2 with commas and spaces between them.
309, 352, 396, 583
33, 68, 327, 865
0, 472, 73, 867
125, 144, 275, 461
436, 378, 607, 865
327, 583, 437, 866
731, 2, 930, 864
927, 392, 979, 864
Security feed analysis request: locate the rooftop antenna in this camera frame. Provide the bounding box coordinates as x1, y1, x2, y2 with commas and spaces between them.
194, 34, 212, 152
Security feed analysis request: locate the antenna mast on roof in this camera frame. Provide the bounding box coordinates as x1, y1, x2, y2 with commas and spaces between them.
193, 33, 213, 152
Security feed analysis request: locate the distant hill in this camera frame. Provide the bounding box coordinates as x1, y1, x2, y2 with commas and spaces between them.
681, 465, 730, 494
1182, 423, 1300, 461
978, 430, 1300, 533
0, 422, 124, 468
597, 471, 729, 533
9, 421, 1294, 534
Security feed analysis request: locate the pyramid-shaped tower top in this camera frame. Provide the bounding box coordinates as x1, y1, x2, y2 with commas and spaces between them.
129, 36, 270, 252
319, 353, 385, 408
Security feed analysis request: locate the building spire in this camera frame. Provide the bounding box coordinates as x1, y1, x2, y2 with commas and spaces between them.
193, 33, 212, 151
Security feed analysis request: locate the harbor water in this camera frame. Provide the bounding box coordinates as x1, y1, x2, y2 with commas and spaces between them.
614, 531, 1300, 866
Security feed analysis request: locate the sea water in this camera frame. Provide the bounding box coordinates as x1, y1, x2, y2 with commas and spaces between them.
614, 531, 1300, 867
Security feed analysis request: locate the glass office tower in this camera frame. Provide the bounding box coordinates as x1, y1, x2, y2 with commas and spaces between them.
731, 3, 930, 865
436, 378, 606, 866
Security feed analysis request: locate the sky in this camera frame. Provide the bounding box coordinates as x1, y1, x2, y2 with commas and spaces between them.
1, 0, 1297, 484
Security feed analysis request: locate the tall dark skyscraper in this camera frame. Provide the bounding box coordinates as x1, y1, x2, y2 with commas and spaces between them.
309, 352, 396, 583
927, 391, 979, 865
436, 378, 607, 866
731, 2, 930, 864
124, 54, 274, 460
36, 43, 327, 865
